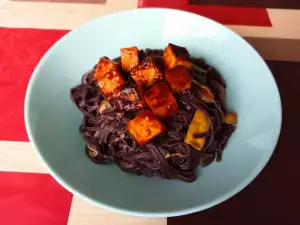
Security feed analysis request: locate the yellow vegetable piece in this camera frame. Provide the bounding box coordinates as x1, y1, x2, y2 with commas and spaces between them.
165, 153, 184, 159
199, 85, 215, 103
185, 109, 210, 150
87, 146, 98, 157
223, 112, 237, 125
98, 100, 115, 114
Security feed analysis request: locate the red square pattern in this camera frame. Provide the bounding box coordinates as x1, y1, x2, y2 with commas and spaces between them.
0, 27, 68, 142
0, 172, 73, 225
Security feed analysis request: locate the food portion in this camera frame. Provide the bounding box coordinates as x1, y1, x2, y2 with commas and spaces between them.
185, 109, 210, 150
163, 43, 193, 69
113, 87, 144, 111
94, 57, 125, 96
120, 47, 139, 72
165, 66, 192, 93
144, 81, 178, 119
223, 112, 238, 125
198, 85, 215, 103
130, 57, 163, 88
71, 43, 237, 182
127, 110, 166, 145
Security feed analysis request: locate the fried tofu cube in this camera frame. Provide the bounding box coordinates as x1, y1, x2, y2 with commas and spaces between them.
144, 81, 178, 119
130, 57, 163, 88
94, 57, 125, 96
95, 70, 125, 96
163, 43, 193, 69
185, 109, 210, 150
95, 56, 119, 77
165, 66, 192, 93
126, 110, 166, 145
113, 87, 144, 111
223, 112, 237, 125
120, 47, 139, 72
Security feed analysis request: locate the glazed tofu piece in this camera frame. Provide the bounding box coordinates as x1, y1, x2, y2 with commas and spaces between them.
94, 56, 119, 77
94, 57, 125, 96
144, 81, 178, 119
185, 109, 210, 150
126, 110, 166, 145
113, 87, 144, 111
165, 66, 192, 93
120, 47, 139, 72
223, 112, 238, 125
163, 43, 193, 69
95, 70, 125, 96
130, 57, 163, 88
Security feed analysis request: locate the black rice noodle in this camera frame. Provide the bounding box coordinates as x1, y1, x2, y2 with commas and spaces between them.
70, 49, 236, 182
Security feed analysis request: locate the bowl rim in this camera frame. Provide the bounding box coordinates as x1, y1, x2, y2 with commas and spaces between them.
24, 7, 282, 217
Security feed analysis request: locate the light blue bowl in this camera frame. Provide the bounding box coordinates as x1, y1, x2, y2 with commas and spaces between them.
24, 8, 281, 217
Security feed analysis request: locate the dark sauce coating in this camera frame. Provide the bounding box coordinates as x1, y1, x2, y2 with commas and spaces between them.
70, 49, 236, 182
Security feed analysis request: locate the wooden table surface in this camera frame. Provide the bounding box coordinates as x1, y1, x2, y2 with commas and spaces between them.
0, 1, 299, 225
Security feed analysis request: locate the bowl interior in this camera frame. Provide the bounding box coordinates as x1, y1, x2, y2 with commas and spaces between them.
25, 9, 281, 217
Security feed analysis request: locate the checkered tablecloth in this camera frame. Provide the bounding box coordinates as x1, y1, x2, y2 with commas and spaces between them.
1, 0, 299, 225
